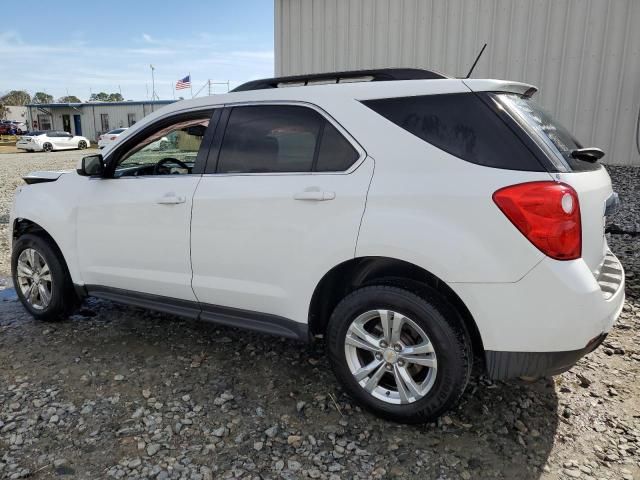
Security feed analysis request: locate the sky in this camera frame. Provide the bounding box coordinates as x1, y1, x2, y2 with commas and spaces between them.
0, 0, 274, 102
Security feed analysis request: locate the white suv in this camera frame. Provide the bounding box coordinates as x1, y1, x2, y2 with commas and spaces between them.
9, 69, 625, 423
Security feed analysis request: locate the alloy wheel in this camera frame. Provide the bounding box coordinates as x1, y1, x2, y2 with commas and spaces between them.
16, 248, 53, 310
344, 309, 437, 404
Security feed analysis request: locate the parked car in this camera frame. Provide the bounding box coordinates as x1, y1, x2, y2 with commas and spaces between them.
9, 69, 624, 423
16, 131, 90, 152
98, 128, 128, 149
99, 127, 168, 152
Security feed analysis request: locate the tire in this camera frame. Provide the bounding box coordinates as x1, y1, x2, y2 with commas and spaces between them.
78, 140, 87, 150
42, 142, 53, 152
11, 234, 78, 321
326, 285, 472, 424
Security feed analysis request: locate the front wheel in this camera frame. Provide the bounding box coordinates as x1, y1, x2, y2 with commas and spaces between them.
78, 140, 87, 150
326, 285, 472, 423
11, 234, 78, 321
42, 142, 53, 152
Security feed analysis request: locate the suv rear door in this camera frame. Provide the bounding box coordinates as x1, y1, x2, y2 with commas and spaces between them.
190, 104, 373, 324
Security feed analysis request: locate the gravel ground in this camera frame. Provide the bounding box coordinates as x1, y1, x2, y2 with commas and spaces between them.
0, 152, 639, 479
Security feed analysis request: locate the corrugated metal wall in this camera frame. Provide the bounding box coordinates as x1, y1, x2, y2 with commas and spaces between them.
275, 0, 640, 166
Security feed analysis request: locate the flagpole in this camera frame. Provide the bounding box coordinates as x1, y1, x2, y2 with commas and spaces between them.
190, 72, 193, 99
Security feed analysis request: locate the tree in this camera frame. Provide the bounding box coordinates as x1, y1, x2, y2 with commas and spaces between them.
0, 90, 31, 106
58, 95, 82, 103
32, 92, 54, 104
90, 92, 124, 102
89, 92, 110, 102
0, 104, 8, 120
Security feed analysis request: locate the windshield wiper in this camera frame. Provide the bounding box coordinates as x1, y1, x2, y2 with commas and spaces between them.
570, 147, 605, 163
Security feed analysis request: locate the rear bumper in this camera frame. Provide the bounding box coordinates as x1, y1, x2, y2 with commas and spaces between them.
450, 250, 625, 378
16, 143, 40, 151
485, 333, 607, 380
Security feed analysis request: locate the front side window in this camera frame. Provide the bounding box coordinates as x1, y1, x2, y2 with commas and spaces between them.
114, 113, 211, 177
216, 105, 360, 174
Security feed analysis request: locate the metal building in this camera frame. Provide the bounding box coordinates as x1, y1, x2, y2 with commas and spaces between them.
25, 100, 175, 143
275, 0, 640, 166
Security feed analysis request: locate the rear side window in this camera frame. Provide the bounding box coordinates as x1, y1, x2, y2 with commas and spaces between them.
362, 93, 543, 171
216, 105, 359, 173
218, 105, 320, 173
316, 123, 359, 171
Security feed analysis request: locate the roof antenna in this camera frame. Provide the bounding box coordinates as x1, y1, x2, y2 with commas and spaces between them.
465, 43, 487, 79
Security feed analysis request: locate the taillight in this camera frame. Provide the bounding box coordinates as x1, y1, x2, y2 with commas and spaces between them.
493, 181, 581, 260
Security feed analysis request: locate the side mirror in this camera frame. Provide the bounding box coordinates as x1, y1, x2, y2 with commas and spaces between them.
77, 154, 105, 177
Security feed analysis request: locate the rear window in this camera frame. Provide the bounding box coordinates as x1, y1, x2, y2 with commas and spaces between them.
495, 93, 599, 172
362, 93, 544, 171
108, 128, 126, 134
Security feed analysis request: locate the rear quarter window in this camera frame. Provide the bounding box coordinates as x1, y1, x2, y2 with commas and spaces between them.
362, 93, 544, 171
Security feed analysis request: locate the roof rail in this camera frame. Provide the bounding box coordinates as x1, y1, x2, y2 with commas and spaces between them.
231, 68, 448, 92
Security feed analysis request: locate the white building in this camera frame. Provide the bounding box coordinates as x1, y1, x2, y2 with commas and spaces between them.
3, 106, 27, 123
275, 0, 640, 166
25, 100, 175, 142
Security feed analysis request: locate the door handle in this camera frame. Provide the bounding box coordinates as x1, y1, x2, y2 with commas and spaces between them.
294, 190, 336, 201
156, 194, 186, 205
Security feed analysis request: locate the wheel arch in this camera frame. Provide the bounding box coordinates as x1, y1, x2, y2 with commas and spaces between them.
12, 218, 77, 288
308, 256, 485, 358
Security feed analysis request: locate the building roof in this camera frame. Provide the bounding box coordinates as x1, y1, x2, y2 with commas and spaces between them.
26, 100, 176, 108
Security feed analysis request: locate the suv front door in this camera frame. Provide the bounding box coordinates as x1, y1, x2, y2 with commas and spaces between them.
76, 109, 217, 304
191, 104, 373, 325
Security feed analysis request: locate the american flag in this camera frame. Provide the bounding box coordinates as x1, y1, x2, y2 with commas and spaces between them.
176, 75, 191, 90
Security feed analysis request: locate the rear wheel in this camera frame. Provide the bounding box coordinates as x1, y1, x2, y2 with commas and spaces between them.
78, 140, 87, 150
42, 142, 53, 152
326, 285, 472, 423
11, 234, 78, 321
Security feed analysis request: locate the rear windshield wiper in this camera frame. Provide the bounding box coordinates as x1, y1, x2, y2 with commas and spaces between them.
570, 147, 605, 163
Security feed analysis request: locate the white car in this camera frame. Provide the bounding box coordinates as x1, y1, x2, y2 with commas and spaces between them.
99, 128, 169, 153
98, 128, 128, 149
16, 131, 90, 152
9, 69, 624, 423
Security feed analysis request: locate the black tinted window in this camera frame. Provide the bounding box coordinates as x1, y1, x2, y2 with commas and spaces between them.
363, 93, 543, 171
316, 123, 359, 171
217, 105, 322, 173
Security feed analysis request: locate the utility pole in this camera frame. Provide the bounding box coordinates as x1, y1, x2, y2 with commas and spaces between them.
150, 65, 156, 100
208, 80, 211, 96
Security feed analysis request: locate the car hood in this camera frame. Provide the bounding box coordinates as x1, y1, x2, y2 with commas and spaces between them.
22, 170, 73, 185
